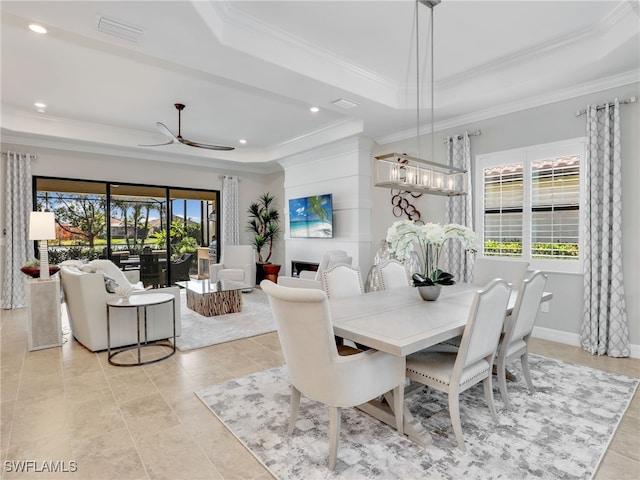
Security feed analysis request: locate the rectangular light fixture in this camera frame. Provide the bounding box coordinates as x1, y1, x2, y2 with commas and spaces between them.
374, 153, 468, 197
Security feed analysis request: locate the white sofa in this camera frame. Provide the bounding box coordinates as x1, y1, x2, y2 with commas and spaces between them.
59, 260, 181, 352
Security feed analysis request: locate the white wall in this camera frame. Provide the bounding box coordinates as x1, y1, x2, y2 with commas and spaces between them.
371, 83, 640, 350
279, 137, 373, 276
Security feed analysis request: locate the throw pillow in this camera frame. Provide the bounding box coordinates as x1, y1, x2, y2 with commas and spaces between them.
104, 276, 119, 293
88, 259, 132, 288
79, 264, 98, 273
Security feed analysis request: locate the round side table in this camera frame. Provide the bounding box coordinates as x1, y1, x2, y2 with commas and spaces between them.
106, 293, 176, 366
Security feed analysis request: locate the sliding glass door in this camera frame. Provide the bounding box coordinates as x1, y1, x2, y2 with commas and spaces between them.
34, 177, 219, 286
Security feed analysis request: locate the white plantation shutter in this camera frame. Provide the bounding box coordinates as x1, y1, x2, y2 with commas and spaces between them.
482, 163, 523, 257
531, 156, 580, 259
476, 139, 584, 273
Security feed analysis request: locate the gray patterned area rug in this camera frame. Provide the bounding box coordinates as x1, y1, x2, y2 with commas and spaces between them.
196, 354, 638, 480
174, 289, 274, 351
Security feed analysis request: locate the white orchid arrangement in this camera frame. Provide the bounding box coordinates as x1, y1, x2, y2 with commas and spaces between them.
386, 220, 477, 286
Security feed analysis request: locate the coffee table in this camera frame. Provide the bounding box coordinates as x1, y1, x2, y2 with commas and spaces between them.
176, 279, 251, 317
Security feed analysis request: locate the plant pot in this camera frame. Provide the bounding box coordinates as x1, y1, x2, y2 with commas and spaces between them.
20, 265, 60, 278
256, 263, 268, 285
417, 285, 442, 301
263, 264, 281, 284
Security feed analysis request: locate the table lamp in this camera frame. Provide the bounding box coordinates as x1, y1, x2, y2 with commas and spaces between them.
29, 211, 56, 280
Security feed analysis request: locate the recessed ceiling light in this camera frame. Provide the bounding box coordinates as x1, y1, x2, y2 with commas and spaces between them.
34, 102, 47, 109
310, 106, 320, 113
239, 139, 247, 144
29, 24, 47, 34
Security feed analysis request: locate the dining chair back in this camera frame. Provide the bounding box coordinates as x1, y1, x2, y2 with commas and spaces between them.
495, 270, 547, 409
140, 253, 163, 288
321, 264, 363, 299
318, 249, 349, 275
377, 259, 409, 290
260, 280, 405, 470
472, 257, 529, 289
277, 276, 323, 289
405, 278, 512, 451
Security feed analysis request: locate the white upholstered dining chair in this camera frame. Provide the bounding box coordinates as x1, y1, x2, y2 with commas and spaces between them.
321, 264, 363, 299
299, 250, 351, 281
472, 257, 530, 288
377, 259, 410, 290
260, 280, 405, 470
405, 279, 512, 451
495, 270, 547, 410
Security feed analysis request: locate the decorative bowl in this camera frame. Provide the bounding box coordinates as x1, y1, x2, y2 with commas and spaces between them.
20, 265, 60, 278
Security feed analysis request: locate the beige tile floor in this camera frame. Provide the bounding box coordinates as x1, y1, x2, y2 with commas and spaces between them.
1, 306, 638, 479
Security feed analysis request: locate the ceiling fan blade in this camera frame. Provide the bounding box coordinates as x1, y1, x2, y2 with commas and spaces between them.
138, 140, 175, 147
156, 122, 179, 140
178, 137, 235, 151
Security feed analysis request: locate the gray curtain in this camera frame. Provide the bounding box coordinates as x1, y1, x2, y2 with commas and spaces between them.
1, 152, 34, 309
580, 99, 629, 357
443, 132, 474, 283
221, 176, 240, 246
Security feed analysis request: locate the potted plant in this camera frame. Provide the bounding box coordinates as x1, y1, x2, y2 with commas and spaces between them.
386, 220, 477, 300
247, 192, 281, 283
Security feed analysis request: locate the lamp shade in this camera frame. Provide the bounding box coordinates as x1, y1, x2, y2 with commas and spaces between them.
29, 211, 56, 240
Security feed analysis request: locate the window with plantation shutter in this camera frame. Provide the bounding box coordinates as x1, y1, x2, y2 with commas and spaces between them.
475, 139, 585, 273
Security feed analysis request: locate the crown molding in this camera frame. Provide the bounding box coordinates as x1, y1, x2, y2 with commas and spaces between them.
192, 0, 400, 107
376, 70, 640, 145
435, 1, 638, 91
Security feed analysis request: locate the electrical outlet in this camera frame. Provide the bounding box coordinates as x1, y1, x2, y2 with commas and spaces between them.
540, 302, 549, 313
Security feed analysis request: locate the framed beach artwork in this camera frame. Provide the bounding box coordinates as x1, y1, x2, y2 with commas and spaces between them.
288, 194, 333, 238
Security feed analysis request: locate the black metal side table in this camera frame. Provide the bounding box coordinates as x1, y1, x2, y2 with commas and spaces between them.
106, 293, 176, 366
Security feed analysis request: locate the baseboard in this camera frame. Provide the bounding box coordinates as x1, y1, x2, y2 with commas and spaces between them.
532, 326, 640, 359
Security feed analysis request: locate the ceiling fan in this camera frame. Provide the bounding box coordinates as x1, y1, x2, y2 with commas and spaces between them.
140, 103, 235, 151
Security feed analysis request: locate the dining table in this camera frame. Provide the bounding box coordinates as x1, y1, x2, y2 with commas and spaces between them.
328, 282, 553, 446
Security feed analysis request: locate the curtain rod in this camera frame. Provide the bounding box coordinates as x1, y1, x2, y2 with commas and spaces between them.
1, 151, 37, 159
575, 96, 637, 117
443, 130, 481, 144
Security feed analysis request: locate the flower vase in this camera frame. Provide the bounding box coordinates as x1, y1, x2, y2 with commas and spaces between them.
417, 285, 442, 301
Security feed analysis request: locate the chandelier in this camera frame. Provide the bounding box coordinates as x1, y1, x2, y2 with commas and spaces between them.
374, 0, 468, 197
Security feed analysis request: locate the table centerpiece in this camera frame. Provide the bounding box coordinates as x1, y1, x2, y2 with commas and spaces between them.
386, 220, 476, 300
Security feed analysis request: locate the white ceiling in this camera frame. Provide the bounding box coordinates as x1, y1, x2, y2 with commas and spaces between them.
1, 0, 638, 168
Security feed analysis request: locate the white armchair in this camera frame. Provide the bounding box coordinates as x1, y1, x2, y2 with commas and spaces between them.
59, 261, 181, 352
260, 280, 404, 470
209, 245, 256, 286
